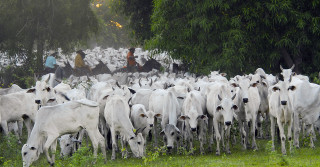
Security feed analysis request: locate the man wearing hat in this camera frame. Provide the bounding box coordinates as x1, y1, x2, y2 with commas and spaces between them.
127, 47, 137, 72
44, 51, 58, 74
74, 50, 91, 75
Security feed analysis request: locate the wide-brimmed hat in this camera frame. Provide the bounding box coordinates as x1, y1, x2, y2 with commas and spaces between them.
76, 50, 86, 56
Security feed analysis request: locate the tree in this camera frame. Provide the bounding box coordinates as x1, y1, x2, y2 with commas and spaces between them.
0, 0, 99, 73
147, 0, 320, 75
111, 0, 153, 45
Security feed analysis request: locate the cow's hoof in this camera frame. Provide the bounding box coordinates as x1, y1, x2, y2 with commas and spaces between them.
50, 162, 55, 166
216, 150, 220, 156
227, 150, 231, 154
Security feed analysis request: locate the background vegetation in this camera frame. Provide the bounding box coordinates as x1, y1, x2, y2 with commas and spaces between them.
1, 0, 320, 87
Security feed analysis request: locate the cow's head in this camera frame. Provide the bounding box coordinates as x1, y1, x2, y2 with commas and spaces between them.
160, 124, 181, 150
28, 75, 56, 106
237, 78, 254, 104
216, 94, 238, 126
22, 144, 39, 167
179, 109, 207, 132
280, 64, 295, 83
59, 134, 81, 157
128, 132, 145, 158
271, 81, 290, 107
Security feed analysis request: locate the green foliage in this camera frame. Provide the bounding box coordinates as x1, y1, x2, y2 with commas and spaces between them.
147, 0, 320, 76
0, 0, 99, 73
143, 146, 167, 165
111, 0, 154, 45
0, 65, 35, 88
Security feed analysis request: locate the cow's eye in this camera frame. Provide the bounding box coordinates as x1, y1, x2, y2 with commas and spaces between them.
137, 142, 141, 145
171, 132, 174, 136
24, 152, 27, 156
66, 144, 70, 147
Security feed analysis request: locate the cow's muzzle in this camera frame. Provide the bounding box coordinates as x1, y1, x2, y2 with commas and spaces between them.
225, 121, 231, 126
281, 101, 287, 105
191, 128, 197, 132
243, 98, 248, 103
35, 100, 41, 104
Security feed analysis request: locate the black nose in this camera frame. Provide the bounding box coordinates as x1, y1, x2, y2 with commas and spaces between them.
191, 128, 197, 132
35, 100, 41, 104
167, 146, 173, 150
281, 101, 287, 105
150, 124, 153, 127
225, 121, 231, 126
243, 98, 248, 103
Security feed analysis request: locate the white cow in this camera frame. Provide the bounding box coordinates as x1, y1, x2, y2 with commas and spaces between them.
159, 91, 182, 150
130, 89, 153, 110
21, 99, 106, 167
179, 90, 207, 154
104, 95, 145, 160
206, 82, 237, 155
237, 77, 261, 150
268, 81, 293, 155
130, 104, 161, 152
288, 78, 320, 148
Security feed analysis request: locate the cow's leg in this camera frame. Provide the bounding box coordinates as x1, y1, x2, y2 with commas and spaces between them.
50, 139, 57, 163
95, 130, 107, 162
86, 130, 100, 159
1, 121, 9, 136
244, 121, 250, 147
256, 112, 263, 139
251, 115, 258, 150
265, 112, 270, 138
18, 119, 23, 137
238, 121, 247, 150
120, 136, 128, 158
270, 115, 276, 151
306, 124, 315, 148
189, 129, 194, 154
110, 128, 117, 160
287, 118, 293, 153
293, 113, 300, 148
208, 115, 214, 152
226, 126, 231, 154
44, 135, 58, 166
221, 124, 225, 152
153, 117, 158, 147
213, 120, 221, 155
277, 118, 286, 155
24, 118, 33, 138
199, 127, 205, 155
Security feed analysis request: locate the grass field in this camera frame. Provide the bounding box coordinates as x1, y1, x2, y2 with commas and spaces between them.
1, 129, 320, 167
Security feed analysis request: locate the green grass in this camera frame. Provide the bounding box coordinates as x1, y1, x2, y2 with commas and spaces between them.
1, 130, 320, 167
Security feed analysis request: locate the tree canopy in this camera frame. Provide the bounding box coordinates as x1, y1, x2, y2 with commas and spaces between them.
0, 0, 99, 73
146, 0, 320, 76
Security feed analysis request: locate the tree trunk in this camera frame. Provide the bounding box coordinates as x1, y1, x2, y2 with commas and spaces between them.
36, 41, 44, 74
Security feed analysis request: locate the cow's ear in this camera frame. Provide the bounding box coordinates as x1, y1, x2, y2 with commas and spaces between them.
197, 115, 207, 120
288, 86, 296, 91
46, 87, 51, 92
103, 95, 109, 100
140, 114, 146, 118
231, 83, 238, 87
160, 129, 165, 136
251, 83, 258, 87
27, 88, 36, 93
130, 136, 135, 140
292, 72, 296, 76
154, 113, 162, 118
179, 115, 189, 121
220, 73, 227, 77
30, 147, 36, 150
272, 86, 280, 92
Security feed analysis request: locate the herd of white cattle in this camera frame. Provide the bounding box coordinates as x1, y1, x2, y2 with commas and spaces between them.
1, 65, 320, 167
